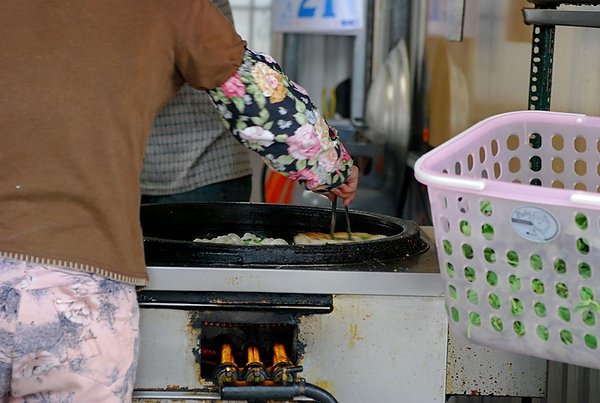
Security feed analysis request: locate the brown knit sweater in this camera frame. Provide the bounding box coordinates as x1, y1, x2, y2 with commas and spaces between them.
0, 0, 245, 285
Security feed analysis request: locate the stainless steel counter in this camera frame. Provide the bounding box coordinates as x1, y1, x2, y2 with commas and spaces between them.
143, 264, 443, 297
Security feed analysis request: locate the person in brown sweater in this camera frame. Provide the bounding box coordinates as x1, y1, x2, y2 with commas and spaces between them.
0, 1, 359, 401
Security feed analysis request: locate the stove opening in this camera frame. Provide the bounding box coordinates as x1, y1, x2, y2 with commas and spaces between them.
197, 321, 298, 384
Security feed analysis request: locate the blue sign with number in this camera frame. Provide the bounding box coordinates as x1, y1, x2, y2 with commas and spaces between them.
272, 0, 364, 35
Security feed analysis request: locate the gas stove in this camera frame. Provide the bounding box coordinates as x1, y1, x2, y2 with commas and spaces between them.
132, 203, 447, 402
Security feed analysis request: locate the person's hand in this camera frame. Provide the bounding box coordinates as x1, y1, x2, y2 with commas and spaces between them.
327, 165, 359, 207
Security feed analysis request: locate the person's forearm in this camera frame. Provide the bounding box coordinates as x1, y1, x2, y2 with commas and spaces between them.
207, 48, 354, 193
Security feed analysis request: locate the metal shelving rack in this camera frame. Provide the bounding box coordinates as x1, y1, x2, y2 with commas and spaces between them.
523, 0, 600, 111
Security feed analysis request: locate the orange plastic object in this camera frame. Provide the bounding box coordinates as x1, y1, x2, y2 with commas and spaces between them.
264, 171, 295, 204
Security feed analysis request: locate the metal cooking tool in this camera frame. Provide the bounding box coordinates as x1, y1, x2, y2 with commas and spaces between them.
344, 206, 352, 240
329, 197, 337, 239
330, 196, 353, 240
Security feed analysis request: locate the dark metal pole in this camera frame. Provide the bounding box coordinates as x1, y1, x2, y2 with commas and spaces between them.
221, 380, 339, 403
525, 4, 557, 111
303, 382, 339, 403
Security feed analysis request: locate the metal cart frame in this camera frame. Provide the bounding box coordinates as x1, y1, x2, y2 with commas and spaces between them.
524, 1, 600, 111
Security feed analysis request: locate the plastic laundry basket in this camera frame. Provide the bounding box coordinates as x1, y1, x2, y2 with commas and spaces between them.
414, 111, 600, 369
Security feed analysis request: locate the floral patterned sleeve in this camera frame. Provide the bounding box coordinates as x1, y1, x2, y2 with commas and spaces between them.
207, 48, 354, 192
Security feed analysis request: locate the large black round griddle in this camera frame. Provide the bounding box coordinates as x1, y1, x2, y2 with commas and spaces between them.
140, 202, 429, 271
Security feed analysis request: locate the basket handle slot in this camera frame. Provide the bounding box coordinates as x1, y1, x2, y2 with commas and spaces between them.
570, 193, 600, 208
413, 167, 485, 192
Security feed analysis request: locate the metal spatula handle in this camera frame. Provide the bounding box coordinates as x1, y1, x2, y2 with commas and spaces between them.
329, 197, 337, 239
330, 196, 352, 240
344, 206, 352, 240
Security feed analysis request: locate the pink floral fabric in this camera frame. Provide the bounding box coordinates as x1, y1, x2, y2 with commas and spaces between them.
0, 258, 139, 402
209, 49, 354, 193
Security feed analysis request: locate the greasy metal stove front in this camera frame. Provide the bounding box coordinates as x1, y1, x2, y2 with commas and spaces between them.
135, 291, 337, 402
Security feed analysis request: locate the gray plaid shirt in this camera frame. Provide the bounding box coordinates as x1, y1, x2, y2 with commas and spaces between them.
140, 0, 252, 195
140, 84, 252, 195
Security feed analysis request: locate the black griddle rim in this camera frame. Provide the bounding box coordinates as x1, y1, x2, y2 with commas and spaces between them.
141, 202, 430, 270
